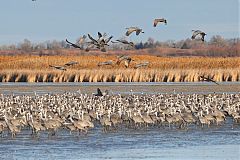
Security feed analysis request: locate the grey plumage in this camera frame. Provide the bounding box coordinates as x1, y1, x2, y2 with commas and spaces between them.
64, 61, 79, 66
112, 39, 135, 47
116, 55, 133, 68
125, 27, 144, 36
134, 62, 149, 69
98, 60, 114, 66
153, 18, 167, 27
49, 65, 67, 71
66, 39, 83, 49
191, 30, 207, 42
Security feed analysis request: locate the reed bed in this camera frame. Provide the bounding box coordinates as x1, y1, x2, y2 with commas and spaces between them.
0, 69, 239, 82
0, 55, 239, 82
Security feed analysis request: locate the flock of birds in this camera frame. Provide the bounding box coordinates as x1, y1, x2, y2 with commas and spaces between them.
6, 1, 229, 140
48, 58, 218, 85
0, 90, 239, 138
65, 18, 206, 53
49, 55, 150, 71
49, 18, 207, 75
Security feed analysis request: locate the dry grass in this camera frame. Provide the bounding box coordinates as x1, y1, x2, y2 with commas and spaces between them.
0, 55, 239, 70
0, 69, 239, 82
0, 55, 239, 82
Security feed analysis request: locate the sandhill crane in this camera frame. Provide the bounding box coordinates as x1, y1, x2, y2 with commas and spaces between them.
93, 88, 109, 96
78, 35, 87, 44
153, 18, 167, 27
110, 114, 123, 128
124, 57, 134, 68
94, 88, 103, 96
191, 30, 207, 42
125, 27, 144, 36
116, 55, 134, 68
112, 39, 135, 48
69, 118, 88, 133
44, 118, 62, 136
49, 65, 67, 71
66, 39, 83, 49
199, 76, 219, 85
132, 112, 144, 128
88, 34, 99, 45
29, 115, 45, 135
142, 113, 154, 126
100, 115, 112, 132
87, 33, 113, 52
0, 121, 7, 137
3, 115, 21, 138
134, 62, 149, 69
181, 112, 196, 127
98, 60, 114, 67
64, 61, 79, 67
197, 110, 211, 128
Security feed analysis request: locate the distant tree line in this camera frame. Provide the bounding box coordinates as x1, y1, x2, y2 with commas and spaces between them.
0, 35, 239, 57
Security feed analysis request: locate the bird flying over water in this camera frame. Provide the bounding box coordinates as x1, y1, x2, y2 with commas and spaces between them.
94, 88, 103, 96
199, 75, 219, 85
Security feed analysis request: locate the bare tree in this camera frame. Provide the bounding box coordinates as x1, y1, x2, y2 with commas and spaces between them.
20, 39, 32, 52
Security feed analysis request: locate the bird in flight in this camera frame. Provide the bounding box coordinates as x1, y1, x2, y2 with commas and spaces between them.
153, 18, 167, 27
98, 60, 114, 67
134, 62, 150, 69
112, 39, 135, 48
125, 27, 144, 36
49, 65, 67, 71
87, 33, 113, 52
64, 61, 79, 67
191, 30, 207, 42
199, 75, 219, 85
66, 39, 83, 49
116, 55, 134, 68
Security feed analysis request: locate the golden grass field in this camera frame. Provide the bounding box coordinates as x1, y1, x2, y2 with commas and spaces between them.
0, 55, 239, 82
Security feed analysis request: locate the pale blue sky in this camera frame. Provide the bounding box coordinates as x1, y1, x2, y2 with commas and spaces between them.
0, 0, 239, 45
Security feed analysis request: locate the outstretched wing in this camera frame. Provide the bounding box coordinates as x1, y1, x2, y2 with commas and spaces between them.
125, 28, 135, 36
153, 19, 159, 27
66, 39, 82, 49
191, 30, 202, 39
104, 35, 113, 43
98, 32, 103, 39
88, 34, 98, 44
208, 78, 219, 85
95, 88, 103, 96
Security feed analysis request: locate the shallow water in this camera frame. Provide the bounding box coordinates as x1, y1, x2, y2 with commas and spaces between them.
0, 83, 240, 160
0, 120, 239, 160
1, 82, 240, 95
